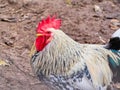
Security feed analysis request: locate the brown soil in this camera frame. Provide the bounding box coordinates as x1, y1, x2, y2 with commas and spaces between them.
0, 0, 120, 90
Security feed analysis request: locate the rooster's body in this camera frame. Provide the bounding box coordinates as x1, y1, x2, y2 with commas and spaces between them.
31, 16, 120, 90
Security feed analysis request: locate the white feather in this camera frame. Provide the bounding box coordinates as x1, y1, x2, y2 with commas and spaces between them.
112, 28, 120, 38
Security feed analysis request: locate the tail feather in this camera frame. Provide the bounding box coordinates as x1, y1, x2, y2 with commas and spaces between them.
105, 28, 120, 82
108, 50, 120, 82
105, 28, 120, 50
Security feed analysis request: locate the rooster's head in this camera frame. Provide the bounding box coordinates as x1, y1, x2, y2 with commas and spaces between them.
35, 16, 61, 51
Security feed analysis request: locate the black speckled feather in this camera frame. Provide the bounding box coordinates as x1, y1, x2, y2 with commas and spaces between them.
37, 65, 94, 90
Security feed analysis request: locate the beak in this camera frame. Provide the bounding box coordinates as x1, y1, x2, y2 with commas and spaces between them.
36, 33, 43, 36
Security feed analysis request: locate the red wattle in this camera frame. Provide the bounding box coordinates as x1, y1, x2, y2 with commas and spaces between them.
35, 36, 45, 51
35, 34, 52, 51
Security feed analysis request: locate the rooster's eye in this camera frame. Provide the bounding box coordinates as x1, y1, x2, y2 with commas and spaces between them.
46, 31, 51, 34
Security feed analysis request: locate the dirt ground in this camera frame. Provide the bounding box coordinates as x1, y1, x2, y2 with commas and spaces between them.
0, 0, 120, 90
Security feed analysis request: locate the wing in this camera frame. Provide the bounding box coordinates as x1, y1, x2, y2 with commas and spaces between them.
45, 69, 95, 90
42, 65, 107, 90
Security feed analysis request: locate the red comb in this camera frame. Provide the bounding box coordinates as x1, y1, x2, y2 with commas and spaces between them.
36, 16, 61, 33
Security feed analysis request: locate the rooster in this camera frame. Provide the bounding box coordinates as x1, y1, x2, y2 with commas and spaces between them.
30, 16, 120, 90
